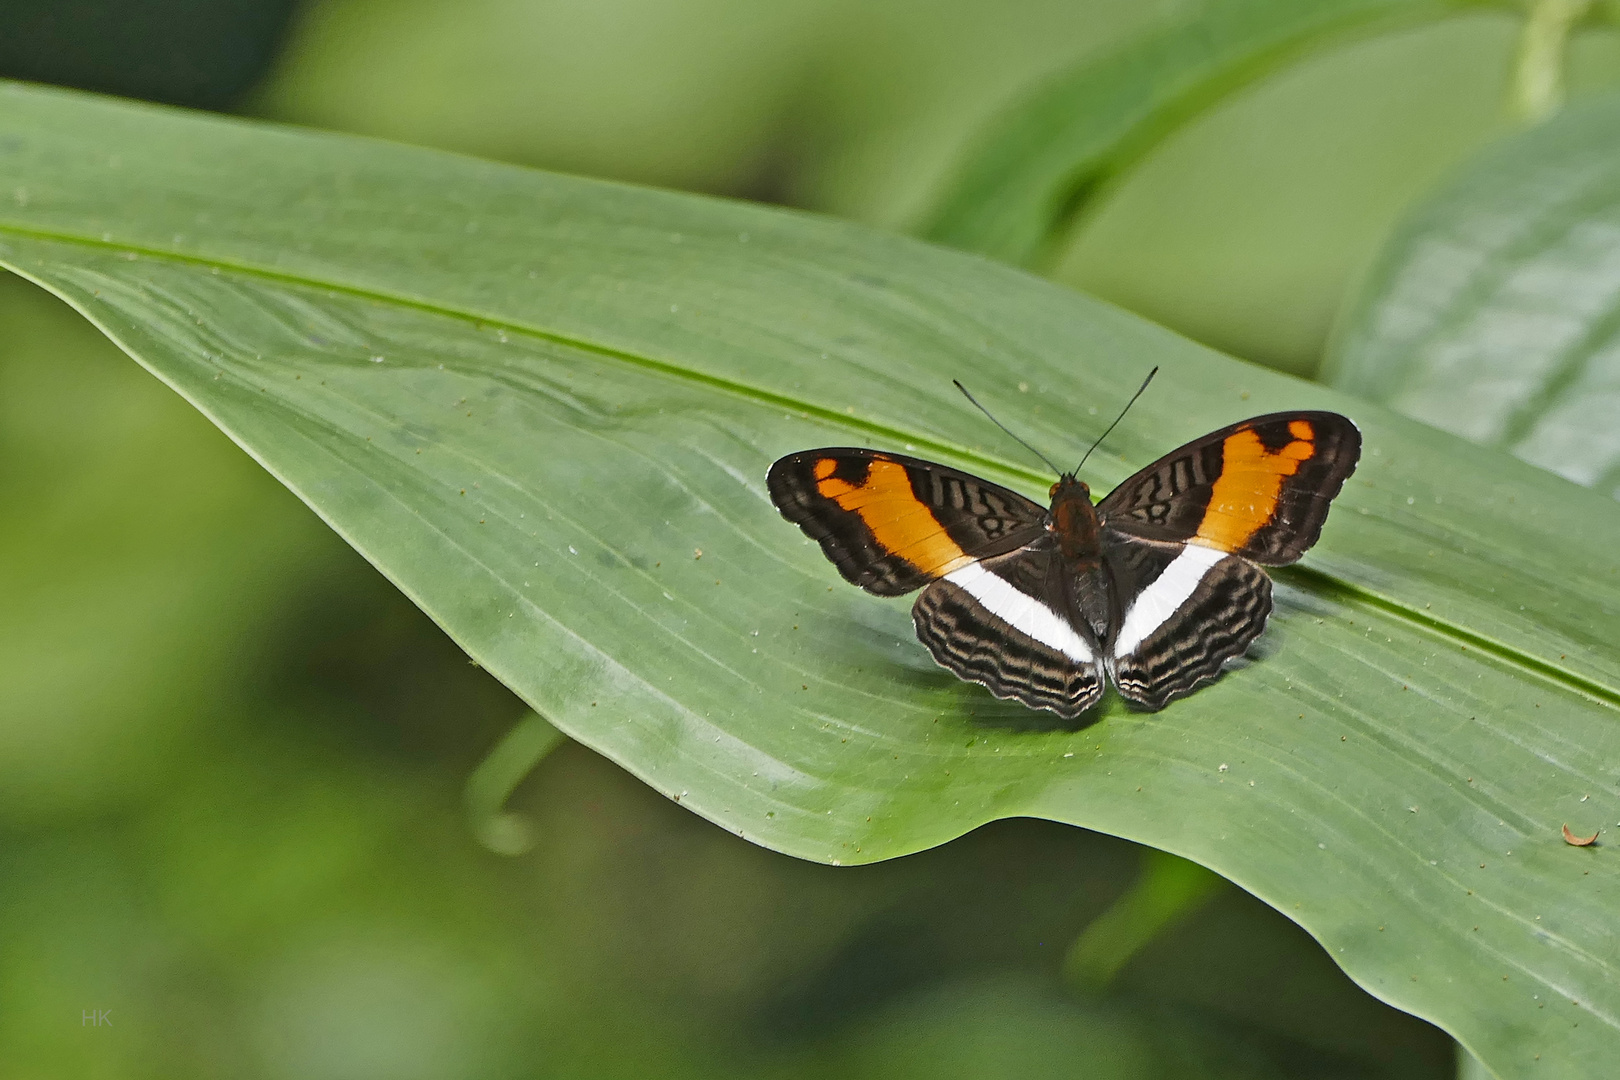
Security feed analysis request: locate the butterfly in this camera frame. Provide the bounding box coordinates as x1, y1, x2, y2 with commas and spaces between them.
767, 390, 1360, 717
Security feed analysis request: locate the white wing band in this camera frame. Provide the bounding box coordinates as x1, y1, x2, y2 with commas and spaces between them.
945, 563, 1094, 663
1112, 544, 1226, 658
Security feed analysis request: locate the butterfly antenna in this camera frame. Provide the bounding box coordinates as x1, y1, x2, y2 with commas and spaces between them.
1075, 366, 1159, 474
953, 380, 1063, 476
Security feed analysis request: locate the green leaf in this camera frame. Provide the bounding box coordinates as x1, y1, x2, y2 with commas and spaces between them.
1, 81, 1618, 1078
918, 0, 1470, 268
1328, 89, 1620, 500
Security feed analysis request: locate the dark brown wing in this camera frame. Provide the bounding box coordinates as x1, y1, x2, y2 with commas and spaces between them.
767, 449, 1047, 596
1095, 412, 1360, 566
913, 544, 1104, 718
1103, 539, 1272, 710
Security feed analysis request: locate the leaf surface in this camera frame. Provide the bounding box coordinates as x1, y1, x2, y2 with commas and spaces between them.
1329, 89, 1620, 499
1, 82, 1618, 1078
918, 0, 1464, 267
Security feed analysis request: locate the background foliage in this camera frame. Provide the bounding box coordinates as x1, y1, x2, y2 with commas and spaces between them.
3, 2, 1618, 1077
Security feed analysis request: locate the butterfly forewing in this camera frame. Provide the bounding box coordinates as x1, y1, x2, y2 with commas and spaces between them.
767, 449, 1047, 596
1097, 412, 1360, 565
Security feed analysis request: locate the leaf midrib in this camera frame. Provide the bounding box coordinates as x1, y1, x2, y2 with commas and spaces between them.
4, 220, 1616, 716
1287, 568, 1620, 709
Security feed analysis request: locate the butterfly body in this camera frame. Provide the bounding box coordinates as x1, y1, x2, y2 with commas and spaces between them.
768, 411, 1360, 718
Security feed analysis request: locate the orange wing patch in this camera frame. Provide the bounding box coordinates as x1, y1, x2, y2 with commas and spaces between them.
815, 457, 975, 578
1192, 423, 1317, 553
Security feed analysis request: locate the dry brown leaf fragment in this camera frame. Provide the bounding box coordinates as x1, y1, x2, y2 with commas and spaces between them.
1562, 823, 1599, 847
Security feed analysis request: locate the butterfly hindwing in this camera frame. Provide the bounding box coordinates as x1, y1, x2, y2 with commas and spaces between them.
912, 545, 1104, 718
1103, 537, 1272, 709
1097, 412, 1360, 565
768, 449, 1047, 596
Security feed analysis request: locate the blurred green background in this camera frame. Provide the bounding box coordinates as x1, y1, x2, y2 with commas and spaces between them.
8, 1, 1619, 1075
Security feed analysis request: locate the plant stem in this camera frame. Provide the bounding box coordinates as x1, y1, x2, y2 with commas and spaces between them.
1509, 0, 1591, 123
465, 709, 567, 855
1063, 848, 1224, 990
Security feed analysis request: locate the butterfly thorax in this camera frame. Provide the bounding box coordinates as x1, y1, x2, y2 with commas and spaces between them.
1047, 475, 1101, 564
